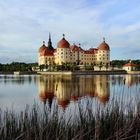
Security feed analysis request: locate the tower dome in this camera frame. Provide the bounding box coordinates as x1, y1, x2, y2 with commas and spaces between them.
57, 34, 70, 48
98, 37, 110, 50
38, 41, 47, 53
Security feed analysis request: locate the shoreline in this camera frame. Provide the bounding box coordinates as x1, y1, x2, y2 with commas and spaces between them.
0, 71, 37, 75
0, 70, 140, 75
38, 70, 128, 75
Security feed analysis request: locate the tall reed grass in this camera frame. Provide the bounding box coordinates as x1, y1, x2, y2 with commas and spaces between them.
0, 98, 140, 140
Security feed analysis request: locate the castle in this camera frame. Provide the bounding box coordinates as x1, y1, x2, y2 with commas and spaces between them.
38, 34, 110, 67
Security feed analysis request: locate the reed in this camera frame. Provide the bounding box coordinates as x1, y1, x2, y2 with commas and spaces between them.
0, 98, 140, 140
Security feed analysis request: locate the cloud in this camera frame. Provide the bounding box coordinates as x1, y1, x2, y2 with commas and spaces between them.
0, 0, 140, 63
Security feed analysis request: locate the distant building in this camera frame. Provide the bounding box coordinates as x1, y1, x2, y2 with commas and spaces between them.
123, 60, 136, 71
38, 34, 110, 67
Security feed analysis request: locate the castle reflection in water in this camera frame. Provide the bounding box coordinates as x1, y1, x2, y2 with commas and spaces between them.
38, 75, 110, 109
0, 74, 139, 111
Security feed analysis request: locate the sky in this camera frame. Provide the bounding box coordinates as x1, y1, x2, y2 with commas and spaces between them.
0, 0, 140, 63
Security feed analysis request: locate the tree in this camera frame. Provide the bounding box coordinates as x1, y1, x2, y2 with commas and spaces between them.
105, 63, 109, 71
99, 62, 103, 71
39, 64, 44, 71
0, 63, 2, 71
91, 62, 95, 71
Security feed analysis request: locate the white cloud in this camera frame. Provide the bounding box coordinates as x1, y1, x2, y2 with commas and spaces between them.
0, 0, 140, 63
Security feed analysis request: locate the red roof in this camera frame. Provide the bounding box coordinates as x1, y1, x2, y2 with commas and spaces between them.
38, 44, 47, 53
123, 62, 136, 67
89, 48, 98, 52
98, 40, 110, 50
57, 35, 70, 48
84, 50, 94, 54
70, 44, 84, 52
84, 48, 98, 54
70, 44, 79, 51
40, 47, 54, 56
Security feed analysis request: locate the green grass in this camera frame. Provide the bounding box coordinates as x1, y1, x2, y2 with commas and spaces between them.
0, 98, 140, 140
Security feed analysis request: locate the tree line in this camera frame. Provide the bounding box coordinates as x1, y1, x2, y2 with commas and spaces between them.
0, 62, 38, 72
111, 59, 140, 69
0, 60, 140, 72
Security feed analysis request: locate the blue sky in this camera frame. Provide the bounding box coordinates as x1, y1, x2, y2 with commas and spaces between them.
0, 0, 140, 63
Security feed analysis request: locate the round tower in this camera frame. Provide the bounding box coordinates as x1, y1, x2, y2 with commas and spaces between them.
97, 37, 110, 66
55, 34, 71, 65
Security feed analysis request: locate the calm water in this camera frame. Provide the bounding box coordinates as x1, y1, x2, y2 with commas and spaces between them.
0, 74, 140, 112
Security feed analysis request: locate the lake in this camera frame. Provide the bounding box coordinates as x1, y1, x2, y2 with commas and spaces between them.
0, 74, 140, 113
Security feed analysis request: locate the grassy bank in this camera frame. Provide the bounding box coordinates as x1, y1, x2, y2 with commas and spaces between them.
0, 99, 140, 140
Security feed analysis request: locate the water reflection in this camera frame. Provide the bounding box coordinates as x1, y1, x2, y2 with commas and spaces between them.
0, 74, 140, 111
0, 75, 37, 85
38, 75, 110, 109
111, 74, 140, 87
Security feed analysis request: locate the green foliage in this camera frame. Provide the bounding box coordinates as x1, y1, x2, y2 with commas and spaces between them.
111, 59, 140, 70
0, 62, 38, 72
111, 60, 128, 68
0, 63, 2, 71
133, 60, 140, 70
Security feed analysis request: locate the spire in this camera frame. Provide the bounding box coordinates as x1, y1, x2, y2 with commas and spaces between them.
48, 33, 54, 50
103, 37, 105, 42
49, 32, 51, 41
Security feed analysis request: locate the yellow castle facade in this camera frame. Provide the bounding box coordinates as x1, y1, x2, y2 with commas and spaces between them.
38, 34, 110, 66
